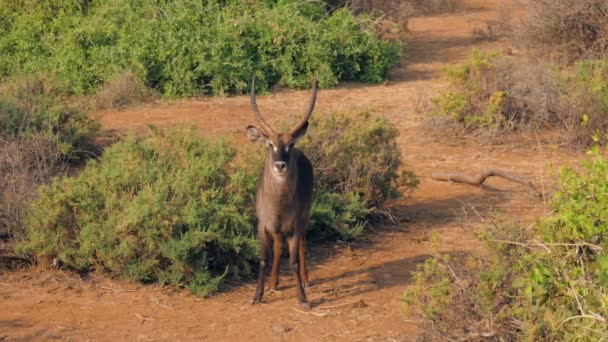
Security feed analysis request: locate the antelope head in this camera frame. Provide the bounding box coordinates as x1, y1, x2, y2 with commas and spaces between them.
246, 76, 318, 177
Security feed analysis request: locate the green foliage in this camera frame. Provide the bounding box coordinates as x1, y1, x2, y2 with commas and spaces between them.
301, 111, 417, 241
302, 111, 409, 206
17, 111, 414, 293
17, 129, 259, 296
0, 0, 401, 97
309, 191, 370, 242
403, 147, 608, 340
402, 250, 453, 322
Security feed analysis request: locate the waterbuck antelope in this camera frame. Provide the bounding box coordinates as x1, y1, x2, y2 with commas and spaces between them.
247, 76, 318, 309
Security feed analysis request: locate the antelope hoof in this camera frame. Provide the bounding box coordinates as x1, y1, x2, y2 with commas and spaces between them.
267, 281, 279, 291
299, 301, 311, 310
252, 298, 262, 305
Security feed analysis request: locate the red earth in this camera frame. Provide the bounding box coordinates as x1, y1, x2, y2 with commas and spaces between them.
0, 1, 581, 341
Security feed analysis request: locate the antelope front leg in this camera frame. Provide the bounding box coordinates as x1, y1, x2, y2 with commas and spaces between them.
299, 237, 309, 287
252, 231, 271, 305
268, 235, 283, 290
289, 235, 310, 309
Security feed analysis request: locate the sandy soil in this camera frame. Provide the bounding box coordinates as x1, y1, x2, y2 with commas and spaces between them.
0, 1, 580, 341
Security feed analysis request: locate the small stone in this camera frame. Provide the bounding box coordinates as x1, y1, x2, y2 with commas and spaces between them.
353, 299, 369, 308
272, 323, 292, 334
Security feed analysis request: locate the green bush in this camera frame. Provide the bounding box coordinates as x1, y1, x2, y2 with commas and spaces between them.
0, 0, 401, 97
17, 129, 259, 296
17, 111, 414, 293
301, 111, 417, 241
403, 146, 608, 340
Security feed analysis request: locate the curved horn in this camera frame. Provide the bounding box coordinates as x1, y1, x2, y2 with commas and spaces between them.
291, 76, 318, 134
250, 75, 276, 135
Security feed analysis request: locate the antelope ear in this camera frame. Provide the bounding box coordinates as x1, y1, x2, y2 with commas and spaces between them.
246, 125, 268, 144
291, 121, 309, 144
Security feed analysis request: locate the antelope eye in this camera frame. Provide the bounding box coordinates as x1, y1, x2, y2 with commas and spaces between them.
285, 143, 294, 152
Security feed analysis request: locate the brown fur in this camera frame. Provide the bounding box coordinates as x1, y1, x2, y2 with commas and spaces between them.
247, 77, 318, 309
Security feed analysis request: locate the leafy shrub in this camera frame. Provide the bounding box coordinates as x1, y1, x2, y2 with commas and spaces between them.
17, 129, 259, 296
0, 0, 401, 97
403, 146, 608, 340
429, 50, 561, 138
329, 0, 456, 16
515, 0, 608, 63
17, 112, 415, 293
301, 111, 417, 241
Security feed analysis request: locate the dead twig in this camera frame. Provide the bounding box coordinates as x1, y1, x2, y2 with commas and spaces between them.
559, 313, 606, 328
134, 312, 155, 325
490, 239, 603, 252
317, 299, 365, 310
432, 169, 542, 198
535, 132, 547, 212
290, 307, 328, 317
99, 285, 163, 293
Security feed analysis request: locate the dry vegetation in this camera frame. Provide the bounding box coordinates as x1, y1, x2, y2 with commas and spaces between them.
327, 0, 457, 34
0, 77, 98, 244
406, 1, 608, 340
515, 0, 608, 63
0, 135, 65, 241
426, 0, 608, 147
427, 50, 560, 141
95, 70, 152, 110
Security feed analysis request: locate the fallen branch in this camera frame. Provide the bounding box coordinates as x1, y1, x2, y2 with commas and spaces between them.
431, 169, 542, 198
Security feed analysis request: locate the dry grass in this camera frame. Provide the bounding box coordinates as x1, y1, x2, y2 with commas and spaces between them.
328, 0, 457, 33
515, 0, 608, 63
96, 71, 151, 110
427, 49, 608, 148
428, 52, 561, 143
0, 135, 66, 241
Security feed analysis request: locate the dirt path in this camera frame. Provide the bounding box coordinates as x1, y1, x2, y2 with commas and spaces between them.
0, 1, 579, 341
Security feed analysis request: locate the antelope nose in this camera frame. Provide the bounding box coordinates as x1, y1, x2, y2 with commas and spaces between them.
275, 161, 286, 171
